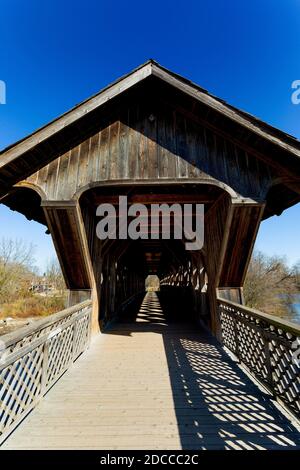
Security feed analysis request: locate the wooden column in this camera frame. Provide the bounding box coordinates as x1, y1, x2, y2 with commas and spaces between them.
204, 195, 265, 338
42, 201, 99, 335
204, 194, 231, 338
217, 202, 265, 289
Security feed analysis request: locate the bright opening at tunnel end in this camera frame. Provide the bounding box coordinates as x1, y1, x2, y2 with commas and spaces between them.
95, 195, 205, 251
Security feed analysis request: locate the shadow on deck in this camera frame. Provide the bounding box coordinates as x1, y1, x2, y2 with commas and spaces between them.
107, 292, 300, 450
2, 292, 300, 450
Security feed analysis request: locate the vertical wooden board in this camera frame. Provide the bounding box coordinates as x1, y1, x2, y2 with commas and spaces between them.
256, 158, 272, 198
77, 139, 90, 190
56, 151, 71, 199
140, 107, 150, 179
165, 109, 177, 179
118, 113, 129, 180
203, 128, 215, 177
99, 125, 110, 181
127, 105, 140, 179
234, 147, 249, 194
54, 157, 62, 199
146, 113, 158, 179
46, 159, 59, 199
185, 121, 195, 178
138, 116, 147, 179
224, 140, 240, 191
157, 105, 169, 178
186, 121, 201, 178
199, 127, 210, 176
175, 111, 188, 178
108, 120, 120, 180
81, 206, 97, 260
92, 237, 103, 285
243, 151, 256, 197
88, 132, 101, 184
215, 134, 229, 185
207, 129, 220, 179
245, 150, 262, 198
37, 164, 50, 195
192, 122, 208, 178
67, 145, 81, 199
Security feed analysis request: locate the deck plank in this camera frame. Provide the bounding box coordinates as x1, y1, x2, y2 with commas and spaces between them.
2, 292, 300, 450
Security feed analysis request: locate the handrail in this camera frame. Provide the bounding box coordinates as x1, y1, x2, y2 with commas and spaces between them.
0, 299, 92, 350
217, 296, 300, 336
0, 300, 92, 444
217, 297, 300, 420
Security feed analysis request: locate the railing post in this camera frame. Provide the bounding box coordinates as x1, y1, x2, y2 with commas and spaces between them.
233, 314, 240, 361
262, 333, 274, 391
40, 340, 49, 396
72, 317, 78, 362
87, 308, 92, 348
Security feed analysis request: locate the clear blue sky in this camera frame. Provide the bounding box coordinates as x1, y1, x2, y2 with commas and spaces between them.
0, 0, 300, 271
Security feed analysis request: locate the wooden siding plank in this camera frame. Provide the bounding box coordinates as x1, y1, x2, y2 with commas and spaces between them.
146, 113, 158, 179
67, 146, 81, 199
19, 102, 276, 203
118, 114, 129, 180
138, 115, 147, 179
99, 125, 110, 181
127, 105, 140, 179
78, 139, 90, 190
175, 112, 188, 178
89, 132, 101, 184
108, 121, 119, 180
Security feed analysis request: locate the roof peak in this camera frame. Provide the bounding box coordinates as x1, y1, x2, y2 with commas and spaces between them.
1, 59, 300, 166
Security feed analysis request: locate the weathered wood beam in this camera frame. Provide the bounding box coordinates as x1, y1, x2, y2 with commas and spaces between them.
42, 201, 99, 334
88, 193, 216, 205
218, 202, 265, 287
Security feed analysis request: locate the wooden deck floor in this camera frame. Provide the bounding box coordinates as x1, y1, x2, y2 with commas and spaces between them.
2, 292, 300, 450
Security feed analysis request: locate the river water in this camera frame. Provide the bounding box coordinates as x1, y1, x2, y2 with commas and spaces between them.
291, 295, 300, 324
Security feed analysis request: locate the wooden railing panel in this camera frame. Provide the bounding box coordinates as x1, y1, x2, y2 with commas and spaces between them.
217, 297, 300, 419
0, 300, 92, 444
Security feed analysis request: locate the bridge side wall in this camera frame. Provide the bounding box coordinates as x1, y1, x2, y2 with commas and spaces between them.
24, 96, 277, 203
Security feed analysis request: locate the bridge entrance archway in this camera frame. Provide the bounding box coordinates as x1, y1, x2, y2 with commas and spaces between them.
78, 182, 233, 333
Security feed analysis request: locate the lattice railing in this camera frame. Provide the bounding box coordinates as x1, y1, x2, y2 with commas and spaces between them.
0, 300, 92, 444
217, 297, 300, 419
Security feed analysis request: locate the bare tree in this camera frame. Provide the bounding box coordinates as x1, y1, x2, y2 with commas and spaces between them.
292, 262, 300, 291
0, 238, 36, 303
244, 251, 298, 316
45, 258, 65, 293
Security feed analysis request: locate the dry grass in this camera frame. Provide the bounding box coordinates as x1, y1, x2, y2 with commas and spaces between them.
0, 293, 67, 319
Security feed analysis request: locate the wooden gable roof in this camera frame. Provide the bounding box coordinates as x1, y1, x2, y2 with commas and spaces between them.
0, 60, 300, 212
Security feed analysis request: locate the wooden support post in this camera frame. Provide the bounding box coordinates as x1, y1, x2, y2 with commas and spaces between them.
42, 201, 99, 335
205, 195, 265, 338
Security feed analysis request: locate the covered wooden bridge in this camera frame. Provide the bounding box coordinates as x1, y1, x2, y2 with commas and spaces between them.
0, 61, 300, 449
